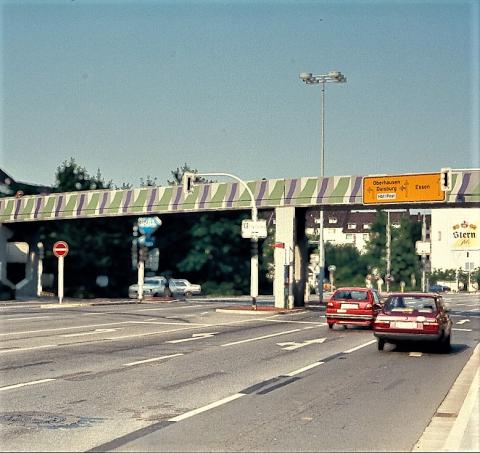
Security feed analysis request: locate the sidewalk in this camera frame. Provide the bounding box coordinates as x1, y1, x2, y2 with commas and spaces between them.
413, 343, 479, 452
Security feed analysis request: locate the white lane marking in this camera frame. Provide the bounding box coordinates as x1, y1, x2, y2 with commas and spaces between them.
123, 353, 184, 367
169, 393, 245, 422
0, 321, 143, 337
166, 332, 219, 344
277, 338, 326, 351
287, 362, 324, 376
343, 340, 377, 354
135, 305, 203, 312
0, 345, 57, 354
456, 319, 471, 325
5, 316, 52, 321
409, 352, 423, 357
60, 328, 118, 338
125, 320, 205, 326
469, 308, 480, 312
0, 378, 56, 392
264, 319, 326, 325
453, 328, 473, 332
221, 328, 302, 347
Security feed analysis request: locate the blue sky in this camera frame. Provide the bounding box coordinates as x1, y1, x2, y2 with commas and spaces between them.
1, 0, 479, 188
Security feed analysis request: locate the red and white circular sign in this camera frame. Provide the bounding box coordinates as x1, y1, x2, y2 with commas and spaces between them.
53, 241, 69, 258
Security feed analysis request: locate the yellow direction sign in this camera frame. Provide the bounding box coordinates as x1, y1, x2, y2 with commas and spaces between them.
363, 173, 446, 205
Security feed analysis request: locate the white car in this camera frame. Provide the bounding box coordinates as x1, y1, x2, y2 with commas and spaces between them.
169, 279, 202, 297
128, 276, 170, 299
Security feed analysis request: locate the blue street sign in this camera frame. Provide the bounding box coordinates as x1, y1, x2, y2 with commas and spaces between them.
137, 216, 162, 236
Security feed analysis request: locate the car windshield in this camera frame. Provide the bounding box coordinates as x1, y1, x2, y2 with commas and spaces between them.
145, 279, 162, 285
384, 296, 437, 313
332, 290, 368, 301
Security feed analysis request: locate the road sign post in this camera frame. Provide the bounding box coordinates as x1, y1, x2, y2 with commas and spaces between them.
53, 241, 69, 304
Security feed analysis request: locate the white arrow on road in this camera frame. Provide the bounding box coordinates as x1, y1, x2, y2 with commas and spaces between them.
166, 332, 219, 344
277, 338, 326, 351
456, 319, 471, 325
61, 328, 118, 337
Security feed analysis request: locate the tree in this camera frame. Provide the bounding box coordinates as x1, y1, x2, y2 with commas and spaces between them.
40, 159, 132, 298
363, 210, 422, 290
325, 243, 366, 286
54, 158, 111, 192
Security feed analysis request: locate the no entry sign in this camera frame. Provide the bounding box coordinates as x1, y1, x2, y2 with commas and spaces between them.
53, 241, 69, 258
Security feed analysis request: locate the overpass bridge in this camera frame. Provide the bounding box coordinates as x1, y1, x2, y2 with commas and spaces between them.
0, 170, 478, 223
1, 169, 478, 305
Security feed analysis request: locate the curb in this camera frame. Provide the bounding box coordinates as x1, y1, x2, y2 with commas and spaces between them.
413, 343, 480, 452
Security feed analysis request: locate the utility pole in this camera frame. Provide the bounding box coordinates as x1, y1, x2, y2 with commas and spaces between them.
421, 214, 427, 292
386, 211, 391, 293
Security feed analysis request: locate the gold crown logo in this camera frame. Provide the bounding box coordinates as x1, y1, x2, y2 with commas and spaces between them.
453, 224, 460, 230
461, 220, 468, 228
470, 224, 477, 230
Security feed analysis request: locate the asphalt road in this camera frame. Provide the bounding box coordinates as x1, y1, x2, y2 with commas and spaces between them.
0, 294, 478, 452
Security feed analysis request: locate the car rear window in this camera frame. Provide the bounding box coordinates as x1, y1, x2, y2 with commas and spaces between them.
332, 290, 368, 301
384, 296, 437, 313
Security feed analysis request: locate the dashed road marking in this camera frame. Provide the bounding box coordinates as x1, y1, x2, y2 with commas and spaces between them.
123, 353, 184, 367
0, 378, 56, 392
221, 328, 302, 347
343, 340, 376, 353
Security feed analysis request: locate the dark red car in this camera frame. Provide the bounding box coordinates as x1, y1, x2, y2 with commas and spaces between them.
373, 292, 452, 351
326, 287, 383, 329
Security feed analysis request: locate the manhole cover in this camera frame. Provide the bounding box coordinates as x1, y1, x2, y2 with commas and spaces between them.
0, 411, 100, 429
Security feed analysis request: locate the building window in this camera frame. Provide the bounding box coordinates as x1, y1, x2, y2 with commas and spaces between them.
363, 224, 371, 230
328, 217, 338, 224
363, 234, 369, 240
346, 234, 354, 240
347, 223, 356, 229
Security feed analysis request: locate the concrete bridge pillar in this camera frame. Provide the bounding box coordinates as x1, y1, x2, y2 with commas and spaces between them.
0, 223, 13, 285
273, 207, 308, 308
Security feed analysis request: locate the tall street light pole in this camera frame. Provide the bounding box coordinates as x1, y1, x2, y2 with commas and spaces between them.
299, 71, 346, 303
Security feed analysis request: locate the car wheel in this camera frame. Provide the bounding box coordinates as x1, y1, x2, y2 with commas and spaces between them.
328, 323, 334, 329
377, 338, 385, 351
185, 291, 192, 297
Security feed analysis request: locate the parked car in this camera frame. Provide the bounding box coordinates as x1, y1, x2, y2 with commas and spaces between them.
128, 276, 171, 299
169, 279, 202, 297
428, 284, 451, 293
326, 287, 383, 329
373, 292, 452, 352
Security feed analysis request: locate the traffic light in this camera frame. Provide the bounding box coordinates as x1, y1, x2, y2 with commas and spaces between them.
440, 168, 452, 191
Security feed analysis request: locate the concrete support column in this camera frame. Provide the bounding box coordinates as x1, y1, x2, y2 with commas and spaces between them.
273, 207, 308, 308
0, 224, 13, 285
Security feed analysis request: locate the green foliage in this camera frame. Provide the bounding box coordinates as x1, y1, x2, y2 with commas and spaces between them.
325, 243, 366, 286
362, 211, 421, 290
54, 158, 111, 192
39, 159, 132, 297
176, 212, 251, 293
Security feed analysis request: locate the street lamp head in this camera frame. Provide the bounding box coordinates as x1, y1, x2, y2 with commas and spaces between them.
299, 72, 313, 82
328, 71, 346, 83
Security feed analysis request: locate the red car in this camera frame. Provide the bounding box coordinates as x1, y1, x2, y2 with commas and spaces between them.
373, 292, 452, 352
326, 287, 383, 329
